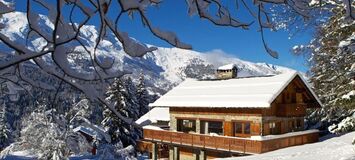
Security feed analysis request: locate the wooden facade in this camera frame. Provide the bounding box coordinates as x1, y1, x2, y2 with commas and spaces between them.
168, 76, 319, 137
140, 75, 321, 159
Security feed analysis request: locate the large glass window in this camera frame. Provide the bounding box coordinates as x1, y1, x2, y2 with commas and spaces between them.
177, 119, 196, 133
200, 121, 223, 135
234, 121, 251, 136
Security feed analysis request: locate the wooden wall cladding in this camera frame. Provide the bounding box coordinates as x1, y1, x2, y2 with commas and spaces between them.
224, 121, 233, 136
251, 123, 261, 135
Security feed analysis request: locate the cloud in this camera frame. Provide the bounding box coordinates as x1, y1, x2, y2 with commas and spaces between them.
202, 49, 241, 67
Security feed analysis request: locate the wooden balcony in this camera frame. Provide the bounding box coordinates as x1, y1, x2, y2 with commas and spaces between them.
143, 129, 319, 154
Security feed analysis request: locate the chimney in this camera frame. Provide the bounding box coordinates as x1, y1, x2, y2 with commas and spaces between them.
216, 64, 238, 79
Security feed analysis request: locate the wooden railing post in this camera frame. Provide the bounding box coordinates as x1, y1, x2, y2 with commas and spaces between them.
228, 138, 231, 151
203, 135, 205, 148
243, 140, 246, 153
192, 134, 194, 147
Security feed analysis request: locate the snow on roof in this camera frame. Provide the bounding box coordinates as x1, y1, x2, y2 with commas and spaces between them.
218, 63, 237, 70
135, 107, 170, 125
73, 126, 98, 138
142, 125, 164, 130
149, 71, 322, 108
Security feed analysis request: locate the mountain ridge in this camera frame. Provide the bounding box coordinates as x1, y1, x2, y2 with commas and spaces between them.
0, 12, 295, 95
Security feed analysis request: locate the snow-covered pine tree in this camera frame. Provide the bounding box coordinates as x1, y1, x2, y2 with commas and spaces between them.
0, 107, 91, 159
136, 73, 150, 116
122, 76, 142, 144
307, 8, 355, 111
293, 3, 355, 132
123, 77, 140, 121
102, 78, 138, 148
0, 103, 10, 149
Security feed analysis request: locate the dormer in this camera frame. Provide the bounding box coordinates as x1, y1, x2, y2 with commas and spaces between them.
216, 64, 238, 79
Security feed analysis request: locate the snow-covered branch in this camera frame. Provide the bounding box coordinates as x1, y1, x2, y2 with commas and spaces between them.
0, 0, 353, 129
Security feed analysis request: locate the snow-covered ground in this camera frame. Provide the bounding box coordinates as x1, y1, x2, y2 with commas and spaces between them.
219, 132, 355, 160
3, 132, 354, 160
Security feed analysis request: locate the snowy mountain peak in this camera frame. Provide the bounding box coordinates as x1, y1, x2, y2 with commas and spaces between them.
0, 11, 295, 95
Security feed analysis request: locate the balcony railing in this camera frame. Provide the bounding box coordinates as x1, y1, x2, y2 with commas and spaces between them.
143, 129, 319, 154
144, 129, 261, 154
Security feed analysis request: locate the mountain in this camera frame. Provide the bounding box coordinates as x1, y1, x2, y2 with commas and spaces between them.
0, 12, 294, 95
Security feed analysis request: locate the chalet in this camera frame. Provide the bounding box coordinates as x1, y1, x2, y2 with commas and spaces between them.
216, 64, 238, 79
73, 126, 101, 143
139, 68, 322, 160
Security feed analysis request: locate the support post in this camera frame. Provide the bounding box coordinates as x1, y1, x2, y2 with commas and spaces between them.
193, 149, 200, 160
173, 146, 180, 160
169, 146, 174, 160
196, 119, 201, 133
199, 150, 206, 160
152, 142, 158, 160
170, 116, 177, 131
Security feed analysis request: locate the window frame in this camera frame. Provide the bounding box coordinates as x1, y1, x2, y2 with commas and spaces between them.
200, 120, 224, 135
176, 118, 196, 133
233, 121, 252, 137
269, 121, 281, 135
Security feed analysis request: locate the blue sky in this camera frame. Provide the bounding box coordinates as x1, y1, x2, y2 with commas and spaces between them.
116, 1, 312, 72
123, 1, 312, 72
15, 1, 312, 72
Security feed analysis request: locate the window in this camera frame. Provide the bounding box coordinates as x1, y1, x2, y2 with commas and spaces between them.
234, 121, 251, 136
235, 122, 243, 134
288, 120, 295, 132
269, 122, 280, 135
177, 119, 196, 133
296, 93, 303, 103
200, 121, 223, 135
244, 122, 251, 134
291, 93, 296, 103
296, 119, 302, 129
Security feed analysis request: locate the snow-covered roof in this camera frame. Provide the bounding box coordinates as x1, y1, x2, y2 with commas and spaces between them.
142, 125, 164, 130
218, 63, 237, 70
135, 107, 170, 125
73, 126, 99, 138
149, 71, 322, 108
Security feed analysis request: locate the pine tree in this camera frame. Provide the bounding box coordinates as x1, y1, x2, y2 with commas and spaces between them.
136, 73, 150, 116
102, 78, 139, 147
0, 103, 10, 149
294, 4, 355, 130
307, 6, 355, 111
123, 77, 140, 120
